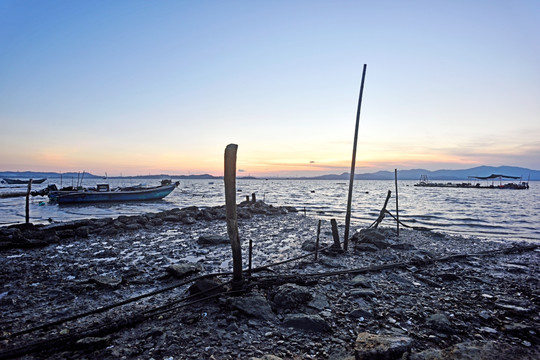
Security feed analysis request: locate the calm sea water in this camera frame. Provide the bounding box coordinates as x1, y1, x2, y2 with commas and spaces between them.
1, 178, 539, 242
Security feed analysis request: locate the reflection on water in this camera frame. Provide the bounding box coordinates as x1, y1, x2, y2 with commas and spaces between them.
1, 178, 539, 241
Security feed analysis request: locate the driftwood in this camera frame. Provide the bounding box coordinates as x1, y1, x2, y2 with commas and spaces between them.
370, 190, 392, 229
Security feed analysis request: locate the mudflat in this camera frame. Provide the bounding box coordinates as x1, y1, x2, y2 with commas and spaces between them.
1, 201, 538, 359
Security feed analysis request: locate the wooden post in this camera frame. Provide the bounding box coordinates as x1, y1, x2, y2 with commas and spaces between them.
25, 179, 33, 224
251, 193, 256, 203
245, 195, 250, 202
330, 219, 341, 249
395, 169, 400, 236
315, 219, 321, 260
344, 64, 368, 251
248, 238, 253, 277
224, 144, 243, 288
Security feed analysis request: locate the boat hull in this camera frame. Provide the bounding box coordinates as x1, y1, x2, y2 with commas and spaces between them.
3, 178, 47, 184
50, 183, 178, 204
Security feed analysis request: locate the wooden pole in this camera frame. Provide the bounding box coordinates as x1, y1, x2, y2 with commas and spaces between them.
315, 219, 321, 260
344, 64, 367, 251
224, 144, 243, 288
395, 169, 400, 236
330, 219, 341, 249
25, 179, 33, 224
248, 238, 253, 277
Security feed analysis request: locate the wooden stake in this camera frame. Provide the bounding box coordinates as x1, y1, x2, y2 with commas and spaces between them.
395, 169, 400, 236
315, 219, 321, 260
25, 179, 33, 224
331, 219, 341, 249
224, 144, 243, 288
248, 238, 253, 277
344, 64, 367, 251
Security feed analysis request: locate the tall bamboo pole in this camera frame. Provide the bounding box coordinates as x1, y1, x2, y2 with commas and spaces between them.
343, 64, 367, 251
224, 144, 243, 288
395, 169, 400, 236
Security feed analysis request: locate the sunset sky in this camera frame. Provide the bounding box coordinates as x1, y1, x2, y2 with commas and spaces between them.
1, 0, 539, 177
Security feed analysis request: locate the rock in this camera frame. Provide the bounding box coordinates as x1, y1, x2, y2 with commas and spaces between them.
198, 235, 229, 246
91, 275, 122, 288
125, 223, 142, 231
75, 226, 89, 238
189, 278, 227, 296
166, 262, 203, 278
249, 356, 283, 360
439, 272, 459, 281
351, 275, 371, 288
355, 243, 380, 252
350, 289, 376, 298
409, 341, 537, 360
427, 313, 454, 333
282, 314, 331, 332
348, 308, 373, 319
354, 332, 412, 360
228, 294, 278, 322
301, 240, 317, 252
272, 283, 313, 310
308, 293, 330, 310
390, 243, 416, 250
182, 216, 197, 225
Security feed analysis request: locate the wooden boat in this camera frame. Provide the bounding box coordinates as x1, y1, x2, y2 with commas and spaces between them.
2, 178, 47, 184
49, 181, 180, 204
414, 174, 529, 190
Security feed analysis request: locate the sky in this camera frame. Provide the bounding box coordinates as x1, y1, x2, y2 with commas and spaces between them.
1, 0, 539, 177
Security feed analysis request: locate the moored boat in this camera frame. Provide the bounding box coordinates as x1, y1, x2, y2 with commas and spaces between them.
414, 174, 529, 190
49, 180, 180, 204
2, 178, 47, 184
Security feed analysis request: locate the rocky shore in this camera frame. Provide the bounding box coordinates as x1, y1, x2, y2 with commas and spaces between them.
1, 201, 539, 359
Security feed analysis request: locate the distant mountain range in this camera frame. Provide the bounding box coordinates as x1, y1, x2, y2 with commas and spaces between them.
1, 165, 539, 182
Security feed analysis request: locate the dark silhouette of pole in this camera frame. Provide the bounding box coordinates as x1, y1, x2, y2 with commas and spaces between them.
395, 169, 400, 236
343, 64, 367, 251
25, 179, 33, 224
224, 144, 243, 289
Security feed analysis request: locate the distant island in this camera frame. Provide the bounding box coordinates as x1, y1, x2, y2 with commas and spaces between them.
1, 166, 539, 182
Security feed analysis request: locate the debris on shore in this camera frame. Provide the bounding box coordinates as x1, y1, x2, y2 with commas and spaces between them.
1, 201, 538, 359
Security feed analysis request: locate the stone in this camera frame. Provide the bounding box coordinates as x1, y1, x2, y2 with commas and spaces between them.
354, 332, 412, 360
308, 293, 330, 310
198, 235, 229, 246
351, 275, 371, 288
228, 294, 278, 322
409, 341, 536, 360
272, 283, 312, 309
189, 278, 227, 296
350, 289, 376, 298
390, 243, 416, 250
91, 275, 122, 288
427, 313, 454, 333
348, 308, 373, 319
166, 262, 203, 279
355, 243, 380, 252
282, 314, 331, 332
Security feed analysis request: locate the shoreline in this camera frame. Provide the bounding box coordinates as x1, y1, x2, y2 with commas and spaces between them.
1, 201, 539, 359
